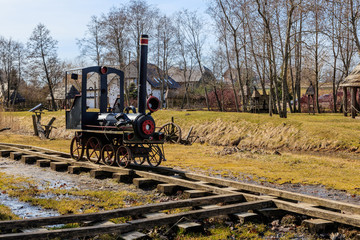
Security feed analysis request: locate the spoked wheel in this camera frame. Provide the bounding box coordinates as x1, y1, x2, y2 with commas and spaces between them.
159, 122, 182, 143
147, 145, 163, 167
116, 146, 132, 168
70, 136, 84, 161
101, 144, 116, 166
133, 144, 146, 165
86, 137, 102, 164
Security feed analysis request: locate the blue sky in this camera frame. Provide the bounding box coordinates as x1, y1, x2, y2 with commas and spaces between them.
0, 0, 209, 61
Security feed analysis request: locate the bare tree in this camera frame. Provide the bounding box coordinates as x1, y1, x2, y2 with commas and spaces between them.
256, 0, 281, 115
127, 0, 159, 85
179, 9, 210, 111
279, 0, 296, 118
11, 42, 27, 108
27, 23, 60, 110
77, 16, 105, 66
293, 1, 304, 113
221, 17, 240, 112
154, 15, 176, 108
0, 37, 24, 108
173, 13, 195, 109
218, 0, 247, 111
102, 7, 129, 69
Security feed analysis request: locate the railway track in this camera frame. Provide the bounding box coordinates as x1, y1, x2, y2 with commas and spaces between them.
0, 142, 359, 239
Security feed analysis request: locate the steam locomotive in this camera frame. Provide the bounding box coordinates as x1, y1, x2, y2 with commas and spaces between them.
65, 35, 165, 167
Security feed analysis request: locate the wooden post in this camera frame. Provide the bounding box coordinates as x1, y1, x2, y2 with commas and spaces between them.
32, 115, 39, 136
311, 96, 314, 115
343, 87, 348, 116
351, 87, 357, 118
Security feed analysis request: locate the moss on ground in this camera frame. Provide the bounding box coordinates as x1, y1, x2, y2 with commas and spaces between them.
0, 204, 19, 221
0, 171, 153, 215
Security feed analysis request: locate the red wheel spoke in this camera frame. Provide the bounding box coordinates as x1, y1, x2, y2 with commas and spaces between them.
70, 136, 84, 161
86, 137, 102, 163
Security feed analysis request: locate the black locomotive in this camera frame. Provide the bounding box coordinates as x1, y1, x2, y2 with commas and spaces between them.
66, 35, 165, 167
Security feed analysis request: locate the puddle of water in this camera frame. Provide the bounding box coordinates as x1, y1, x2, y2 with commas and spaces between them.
0, 193, 59, 219
39, 179, 75, 190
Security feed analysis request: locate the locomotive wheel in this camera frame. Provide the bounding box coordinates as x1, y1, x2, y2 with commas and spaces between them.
147, 145, 163, 167
159, 122, 182, 143
86, 137, 102, 164
116, 146, 132, 168
70, 136, 84, 161
101, 144, 116, 166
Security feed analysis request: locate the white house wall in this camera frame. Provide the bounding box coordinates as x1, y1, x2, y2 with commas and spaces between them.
146, 83, 162, 100
85, 74, 120, 109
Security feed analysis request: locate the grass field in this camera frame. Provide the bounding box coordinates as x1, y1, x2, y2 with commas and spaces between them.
1, 110, 360, 195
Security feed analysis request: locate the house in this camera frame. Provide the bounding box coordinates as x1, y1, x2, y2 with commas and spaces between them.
168, 66, 216, 89
124, 62, 180, 105
223, 67, 258, 87
46, 84, 80, 109
0, 83, 25, 106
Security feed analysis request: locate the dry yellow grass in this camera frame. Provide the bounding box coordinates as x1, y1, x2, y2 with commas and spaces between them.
1, 110, 360, 195
154, 110, 360, 152
162, 144, 360, 195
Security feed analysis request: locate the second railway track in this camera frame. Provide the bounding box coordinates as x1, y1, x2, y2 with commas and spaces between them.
0, 142, 359, 239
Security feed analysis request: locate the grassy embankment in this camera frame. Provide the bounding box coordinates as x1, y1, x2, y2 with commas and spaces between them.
0, 110, 360, 195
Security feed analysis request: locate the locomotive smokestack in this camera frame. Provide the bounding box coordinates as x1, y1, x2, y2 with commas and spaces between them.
138, 34, 148, 114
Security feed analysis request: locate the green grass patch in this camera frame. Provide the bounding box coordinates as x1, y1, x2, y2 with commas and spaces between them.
0, 204, 19, 221
0, 171, 153, 215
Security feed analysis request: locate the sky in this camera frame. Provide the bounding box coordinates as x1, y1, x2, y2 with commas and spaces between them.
0, 0, 209, 62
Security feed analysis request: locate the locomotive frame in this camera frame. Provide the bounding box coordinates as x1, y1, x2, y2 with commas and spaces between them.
66, 35, 165, 167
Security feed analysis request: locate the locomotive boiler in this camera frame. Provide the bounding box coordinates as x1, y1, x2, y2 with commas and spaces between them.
65, 35, 165, 167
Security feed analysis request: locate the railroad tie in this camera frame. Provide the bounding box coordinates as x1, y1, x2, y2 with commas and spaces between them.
113, 173, 132, 183
68, 166, 82, 174
302, 219, 334, 234
184, 190, 211, 198
256, 207, 287, 220
133, 178, 159, 189
50, 162, 69, 172
119, 231, 148, 240
20, 155, 38, 164
36, 159, 51, 167
90, 170, 113, 179
156, 183, 179, 195
0, 150, 12, 157
176, 222, 203, 234
10, 152, 23, 160
231, 212, 260, 224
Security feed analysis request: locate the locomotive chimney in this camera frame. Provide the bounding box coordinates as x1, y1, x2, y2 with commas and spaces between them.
138, 34, 148, 114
